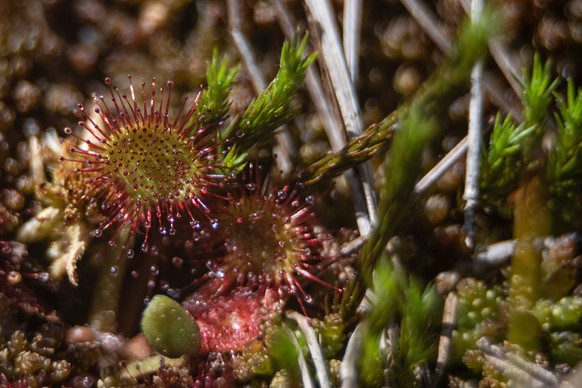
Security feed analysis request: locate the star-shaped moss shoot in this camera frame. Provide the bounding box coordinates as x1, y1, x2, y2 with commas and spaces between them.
61, 76, 223, 249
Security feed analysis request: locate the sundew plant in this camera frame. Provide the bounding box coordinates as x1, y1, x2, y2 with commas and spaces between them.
4, 1, 582, 387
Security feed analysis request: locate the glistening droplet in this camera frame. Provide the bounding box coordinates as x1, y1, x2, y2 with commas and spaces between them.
110, 265, 119, 276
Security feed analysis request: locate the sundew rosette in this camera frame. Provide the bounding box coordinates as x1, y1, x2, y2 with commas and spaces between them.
61, 76, 224, 249
205, 166, 339, 307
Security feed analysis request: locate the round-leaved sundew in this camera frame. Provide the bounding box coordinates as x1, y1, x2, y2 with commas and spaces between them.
61, 76, 224, 249
210, 166, 339, 307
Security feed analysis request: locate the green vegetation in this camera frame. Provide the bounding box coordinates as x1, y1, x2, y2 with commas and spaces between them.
3, 1, 582, 386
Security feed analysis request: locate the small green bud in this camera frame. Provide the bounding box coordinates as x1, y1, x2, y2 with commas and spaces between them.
141, 295, 201, 358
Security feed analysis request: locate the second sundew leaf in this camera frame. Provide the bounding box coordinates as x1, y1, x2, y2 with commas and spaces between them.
236, 34, 317, 153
